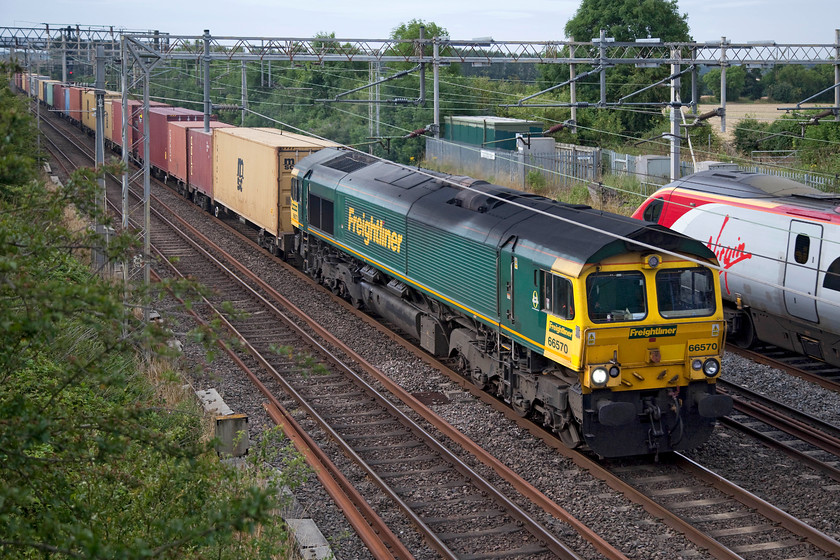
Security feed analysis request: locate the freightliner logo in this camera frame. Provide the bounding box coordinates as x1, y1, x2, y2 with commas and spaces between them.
629, 325, 677, 339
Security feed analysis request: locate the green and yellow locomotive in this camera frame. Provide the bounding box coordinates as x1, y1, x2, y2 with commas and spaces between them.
291, 148, 732, 457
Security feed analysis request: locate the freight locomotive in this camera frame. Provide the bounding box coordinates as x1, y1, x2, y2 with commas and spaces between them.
289, 148, 732, 457
16, 72, 733, 458
633, 169, 840, 368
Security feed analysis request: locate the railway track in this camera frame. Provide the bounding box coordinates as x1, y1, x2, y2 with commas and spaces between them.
37, 102, 622, 559
728, 343, 840, 393
36, 101, 840, 559
719, 379, 840, 481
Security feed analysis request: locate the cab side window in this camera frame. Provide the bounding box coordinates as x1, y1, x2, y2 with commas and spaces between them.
540, 271, 574, 320
291, 177, 300, 202
642, 197, 664, 223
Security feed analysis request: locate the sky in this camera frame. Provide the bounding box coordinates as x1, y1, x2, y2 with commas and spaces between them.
1, 0, 837, 45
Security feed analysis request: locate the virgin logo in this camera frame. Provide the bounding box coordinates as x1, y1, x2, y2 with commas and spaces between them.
706, 215, 752, 294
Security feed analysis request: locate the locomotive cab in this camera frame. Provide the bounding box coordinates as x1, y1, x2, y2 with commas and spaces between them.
570, 254, 731, 457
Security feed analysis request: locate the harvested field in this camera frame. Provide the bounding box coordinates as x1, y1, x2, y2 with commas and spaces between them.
688, 102, 829, 141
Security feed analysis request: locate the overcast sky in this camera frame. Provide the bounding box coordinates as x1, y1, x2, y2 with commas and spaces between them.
2, 0, 837, 44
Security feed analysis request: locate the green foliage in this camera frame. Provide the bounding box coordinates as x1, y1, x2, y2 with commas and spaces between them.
732, 114, 840, 176
526, 169, 548, 193
537, 0, 691, 147
0, 78, 300, 559
763, 65, 835, 103
732, 117, 769, 154
0, 70, 39, 197
564, 0, 690, 42
390, 19, 448, 43
701, 66, 747, 101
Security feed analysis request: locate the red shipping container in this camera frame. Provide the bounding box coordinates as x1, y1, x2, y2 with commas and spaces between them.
111, 99, 168, 153
53, 83, 66, 114
67, 85, 83, 124
147, 107, 213, 173
187, 127, 218, 204
167, 120, 230, 186
172, 107, 204, 121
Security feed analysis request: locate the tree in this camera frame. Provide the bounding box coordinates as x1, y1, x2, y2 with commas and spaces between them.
564, 0, 690, 43
701, 66, 747, 101
390, 19, 448, 45
537, 0, 692, 147
0, 66, 299, 559
764, 65, 834, 103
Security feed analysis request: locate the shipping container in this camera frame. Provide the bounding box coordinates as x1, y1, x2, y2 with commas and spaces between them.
42, 80, 59, 107
67, 85, 83, 124
146, 107, 211, 172
111, 99, 168, 153
213, 127, 337, 253
104, 99, 116, 144
52, 83, 65, 114
442, 115, 543, 151
34, 76, 50, 100
188, 127, 215, 206
38, 79, 50, 104
167, 120, 231, 187
81, 89, 121, 134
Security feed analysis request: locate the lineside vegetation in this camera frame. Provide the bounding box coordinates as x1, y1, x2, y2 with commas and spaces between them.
0, 63, 305, 560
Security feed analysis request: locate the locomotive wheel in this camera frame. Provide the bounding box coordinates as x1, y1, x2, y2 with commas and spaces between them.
511, 394, 531, 417
470, 369, 488, 390
558, 423, 582, 449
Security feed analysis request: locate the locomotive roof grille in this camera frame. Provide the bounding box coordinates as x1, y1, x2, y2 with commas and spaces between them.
322, 151, 377, 173
452, 182, 553, 213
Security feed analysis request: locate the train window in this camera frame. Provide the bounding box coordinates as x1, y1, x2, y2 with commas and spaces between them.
291, 177, 299, 202
308, 194, 321, 229
793, 234, 809, 264
586, 272, 646, 323
642, 197, 664, 223
824, 258, 840, 292
307, 193, 335, 235
656, 268, 716, 318
540, 271, 574, 320
322, 199, 334, 234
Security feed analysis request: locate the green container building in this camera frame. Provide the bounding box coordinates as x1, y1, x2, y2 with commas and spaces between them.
442, 116, 544, 151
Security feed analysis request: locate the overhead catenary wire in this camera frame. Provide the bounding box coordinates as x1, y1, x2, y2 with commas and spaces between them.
125, 59, 840, 298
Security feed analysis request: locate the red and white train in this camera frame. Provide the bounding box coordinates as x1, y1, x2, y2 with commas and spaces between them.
633, 169, 840, 366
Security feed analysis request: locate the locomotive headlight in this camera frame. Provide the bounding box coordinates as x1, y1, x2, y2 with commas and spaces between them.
591, 367, 609, 387
692, 359, 703, 371
609, 365, 621, 378
702, 358, 720, 377
643, 254, 661, 269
